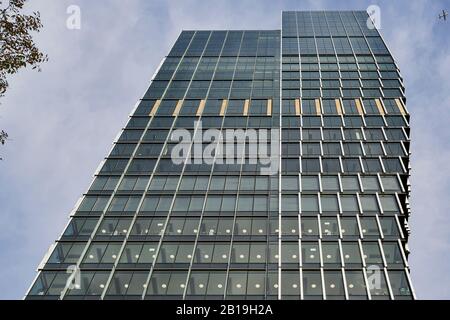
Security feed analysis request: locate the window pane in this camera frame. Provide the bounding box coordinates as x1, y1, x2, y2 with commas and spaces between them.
324, 271, 345, 297
303, 270, 323, 298
388, 270, 412, 298
302, 176, 319, 191
342, 243, 363, 265
301, 195, 318, 212
345, 270, 367, 298
322, 176, 339, 191
341, 176, 360, 191
340, 217, 360, 237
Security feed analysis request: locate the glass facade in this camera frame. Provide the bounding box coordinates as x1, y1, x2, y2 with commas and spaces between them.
26, 11, 414, 300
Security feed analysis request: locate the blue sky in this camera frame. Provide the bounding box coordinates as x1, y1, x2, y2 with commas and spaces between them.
0, 0, 449, 299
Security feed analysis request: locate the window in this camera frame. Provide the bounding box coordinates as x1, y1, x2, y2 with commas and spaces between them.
363, 100, 380, 114
282, 159, 300, 173
226, 272, 248, 296
180, 176, 209, 191
362, 242, 383, 265
303, 116, 322, 127
379, 195, 399, 212
345, 271, 367, 298
324, 271, 345, 297
323, 116, 342, 127
173, 196, 205, 212
341, 243, 363, 265
368, 269, 390, 298
321, 195, 339, 212
186, 271, 227, 296
362, 158, 382, 173
344, 128, 363, 140
118, 130, 144, 142
364, 142, 384, 155
282, 143, 301, 156
360, 195, 379, 212
383, 242, 404, 266
83, 243, 121, 264
344, 116, 364, 128
322, 129, 342, 140
322, 143, 341, 155
282, 195, 299, 212
302, 143, 321, 155
119, 243, 158, 264
342, 100, 359, 114
146, 271, 187, 296
341, 195, 359, 212
321, 217, 339, 236
157, 243, 193, 264
303, 271, 323, 298
301, 195, 319, 212
365, 116, 384, 127
281, 242, 300, 263
301, 175, 319, 191
379, 217, 400, 238
131, 218, 165, 236
341, 176, 360, 191
302, 158, 321, 172
96, 218, 132, 237
384, 142, 404, 156
63, 218, 97, 238
136, 144, 163, 156
322, 100, 338, 114
361, 176, 380, 191
121, 176, 150, 191
360, 217, 380, 237
283, 129, 301, 141
343, 143, 362, 156
282, 176, 299, 191
165, 218, 199, 236
322, 242, 341, 265
365, 128, 384, 140
322, 159, 341, 172
107, 196, 141, 214
281, 218, 299, 236
388, 270, 412, 298
383, 158, 404, 173
301, 217, 319, 236
340, 217, 359, 237
140, 196, 173, 213
302, 242, 321, 264
47, 243, 85, 264
342, 159, 362, 173
321, 176, 339, 191
302, 128, 321, 140
128, 159, 157, 173
77, 196, 109, 214
66, 271, 110, 297
28, 272, 70, 296
385, 128, 405, 141
281, 271, 301, 297
90, 176, 119, 191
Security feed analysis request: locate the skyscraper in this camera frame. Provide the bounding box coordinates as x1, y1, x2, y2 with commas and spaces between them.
26, 10, 414, 300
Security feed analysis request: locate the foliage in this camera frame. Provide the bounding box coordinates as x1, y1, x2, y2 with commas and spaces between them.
0, 0, 48, 96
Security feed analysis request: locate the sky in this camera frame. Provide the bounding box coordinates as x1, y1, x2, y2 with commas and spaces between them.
0, 0, 449, 300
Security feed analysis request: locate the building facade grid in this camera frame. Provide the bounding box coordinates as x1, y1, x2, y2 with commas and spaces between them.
26, 10, 414, 300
